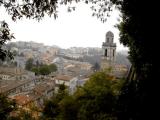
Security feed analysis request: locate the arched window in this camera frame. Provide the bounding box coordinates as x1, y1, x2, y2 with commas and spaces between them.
105, 49, 107, 57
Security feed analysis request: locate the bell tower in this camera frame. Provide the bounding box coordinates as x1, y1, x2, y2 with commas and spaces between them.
101, 31, 116, 70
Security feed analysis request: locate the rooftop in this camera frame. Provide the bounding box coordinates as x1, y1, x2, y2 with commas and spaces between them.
55, 74, 74, 81
12, 95, 32, 106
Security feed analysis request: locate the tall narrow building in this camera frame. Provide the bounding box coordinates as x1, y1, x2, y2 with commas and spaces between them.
101, 31, 116, 70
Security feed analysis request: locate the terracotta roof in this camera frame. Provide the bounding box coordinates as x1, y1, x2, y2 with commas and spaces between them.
55, 74, 73, 81
13, 95, 32, 106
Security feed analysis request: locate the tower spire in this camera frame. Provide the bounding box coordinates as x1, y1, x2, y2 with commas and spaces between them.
101, 31, 116, 70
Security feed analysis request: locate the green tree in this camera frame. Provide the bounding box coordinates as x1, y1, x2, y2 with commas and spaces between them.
0, 94, 16, 120
39, 65, 51, 75
56, 84, 68, 102
58, 96, 78, 120
42, 99, 60, 120
19, 110, 35, 120
31, 67, 39, 76
74, 72, 118, 120
42, 84, 68, 119
25, 58, 34, 71
49, 63, 57, 72
42, 72, 123, 120
0, 21, 14, 61
111, 0, 156, 119
31, 63, 57, 75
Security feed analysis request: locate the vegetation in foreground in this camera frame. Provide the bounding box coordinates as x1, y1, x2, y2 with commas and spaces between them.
41, 71, 124, 120
1, 71, 125, 120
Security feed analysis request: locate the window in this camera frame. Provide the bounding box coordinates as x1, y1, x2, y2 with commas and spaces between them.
105, 49, 107, 57
107, 38, 109, 43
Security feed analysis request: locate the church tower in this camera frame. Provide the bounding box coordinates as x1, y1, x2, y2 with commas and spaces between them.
101, 31, 116, 70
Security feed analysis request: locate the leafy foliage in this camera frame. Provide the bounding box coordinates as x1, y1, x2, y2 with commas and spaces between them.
42, 71, 123, 120
0, 94, 16, 120
8, 110, 35, 120
0, 0, 59, 21
0, 0, 116, 22
33, 63, 57, 75
25, 58, 34, 71
110, 0, 156, 119
42, 84, 68, 119
0, 21, 14, 61
89, 0, 115, 23
18, 110, 35, 120
75, 72, 119, 120
0, 0, 114, 60
25, 58, 57, 75
49, 63, 57, 72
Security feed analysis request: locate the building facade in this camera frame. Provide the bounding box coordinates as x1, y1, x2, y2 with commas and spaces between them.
101, 31, 116, 69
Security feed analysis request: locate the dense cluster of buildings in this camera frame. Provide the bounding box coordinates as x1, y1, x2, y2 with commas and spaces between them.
0, 66, 91, 116
0, 31, 129, 117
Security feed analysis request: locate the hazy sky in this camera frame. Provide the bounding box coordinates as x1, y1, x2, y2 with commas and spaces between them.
0, 2, 128, 51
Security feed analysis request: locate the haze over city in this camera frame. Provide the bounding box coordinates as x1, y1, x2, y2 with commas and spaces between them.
0, 1, 153, 119
0, 2, 128, 51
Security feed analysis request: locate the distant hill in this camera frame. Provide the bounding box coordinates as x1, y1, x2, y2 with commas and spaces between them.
4, 41, 131, 69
